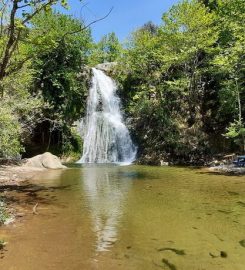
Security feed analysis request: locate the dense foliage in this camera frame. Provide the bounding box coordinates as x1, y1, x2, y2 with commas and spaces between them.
89, 32, 122, 66
0, 0, 244, 165
28, 12, 91, 157
115, 0, 245, 164
0, 1, 91, 159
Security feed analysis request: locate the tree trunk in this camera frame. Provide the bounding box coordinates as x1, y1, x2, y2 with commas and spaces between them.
0, 0, 18, 97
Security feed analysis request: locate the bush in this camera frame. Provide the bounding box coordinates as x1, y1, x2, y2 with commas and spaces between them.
0, 104, 22, 159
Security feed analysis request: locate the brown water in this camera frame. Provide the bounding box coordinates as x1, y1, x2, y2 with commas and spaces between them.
0, 165, 245, 270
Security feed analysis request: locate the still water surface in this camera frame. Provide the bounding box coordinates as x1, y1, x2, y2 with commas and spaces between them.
1, 165, 245, 270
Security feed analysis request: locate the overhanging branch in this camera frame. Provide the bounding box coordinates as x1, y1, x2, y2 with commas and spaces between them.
62, 7, 114, 39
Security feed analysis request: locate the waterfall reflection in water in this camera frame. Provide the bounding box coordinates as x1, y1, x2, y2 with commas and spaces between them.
82, 165, 131, 252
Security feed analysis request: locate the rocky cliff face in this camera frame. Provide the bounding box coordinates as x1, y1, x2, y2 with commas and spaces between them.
95, 62, 117, 75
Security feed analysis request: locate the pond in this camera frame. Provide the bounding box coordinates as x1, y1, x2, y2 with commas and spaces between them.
0, 165, 245, 270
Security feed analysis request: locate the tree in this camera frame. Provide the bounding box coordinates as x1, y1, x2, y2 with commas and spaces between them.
140, 21, 158, 35
213, 0, 245, 151
89, 32, 122, 65
115, 0, 223, 164
199, 0, 219, 10
0, 0, 69, 97
159, 0, 218, 127
31, 11, 91, 122
24, 11, 92, 155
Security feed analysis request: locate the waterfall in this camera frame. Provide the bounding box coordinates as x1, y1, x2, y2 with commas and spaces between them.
77, 68, 136, 164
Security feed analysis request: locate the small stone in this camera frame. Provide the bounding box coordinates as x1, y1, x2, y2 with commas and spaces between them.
16, 213, 24, 217
239, 239, 245, 247
220, 251, 227, 258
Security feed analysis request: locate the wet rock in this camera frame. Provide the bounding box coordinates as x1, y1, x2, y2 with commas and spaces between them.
95, 62, 117, 73
209, 165, 245, 175
220, 251, 227, 258
23, 152, 66, 169
209, 251, 227, 258
239, 239, 245, 247
160, 160, 169, 166
209, 160, 221, 167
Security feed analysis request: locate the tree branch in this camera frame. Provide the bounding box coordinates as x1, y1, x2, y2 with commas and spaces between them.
22, 0, 56, 24
18, 0, 46, 9
5, 55, 32, 77
17, 3, 31, 9
0, 0, 18, 97
62, 7, 114, 39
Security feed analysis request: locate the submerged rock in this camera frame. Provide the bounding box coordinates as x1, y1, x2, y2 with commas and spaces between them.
24, 152, 66, 169
239, 239, 245, 247
220, 251, 228, 258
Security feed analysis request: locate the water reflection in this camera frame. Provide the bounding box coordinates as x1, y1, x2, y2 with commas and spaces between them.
81, 165, 131, 252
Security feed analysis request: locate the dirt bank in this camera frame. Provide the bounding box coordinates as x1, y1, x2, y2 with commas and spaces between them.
0, 165, 46, 186
0, 152, 67, 186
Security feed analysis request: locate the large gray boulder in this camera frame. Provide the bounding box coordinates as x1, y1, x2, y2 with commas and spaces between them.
24, 152, 66, 169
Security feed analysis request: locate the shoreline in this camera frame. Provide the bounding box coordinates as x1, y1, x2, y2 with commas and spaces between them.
0, 165, 48, 227
1, 162, 245, 188
0, 165, 46, 186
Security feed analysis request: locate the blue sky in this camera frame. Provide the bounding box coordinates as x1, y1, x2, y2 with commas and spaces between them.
62, 0, 180, 42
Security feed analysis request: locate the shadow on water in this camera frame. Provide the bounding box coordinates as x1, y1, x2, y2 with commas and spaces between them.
0, 183, 72, 206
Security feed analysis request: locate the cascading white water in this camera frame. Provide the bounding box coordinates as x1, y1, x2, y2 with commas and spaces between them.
77, 68, 136, 164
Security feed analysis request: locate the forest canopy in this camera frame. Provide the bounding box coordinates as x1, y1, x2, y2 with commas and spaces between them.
0, 0, 244, 165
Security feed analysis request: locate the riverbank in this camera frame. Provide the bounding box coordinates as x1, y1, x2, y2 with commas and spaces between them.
0, 152, 67, 186
0, 165, 45, 186
0, 152, 67, 228
208, 165, 245, 175
0, 165, 47, 227
1, 161, 245, 189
